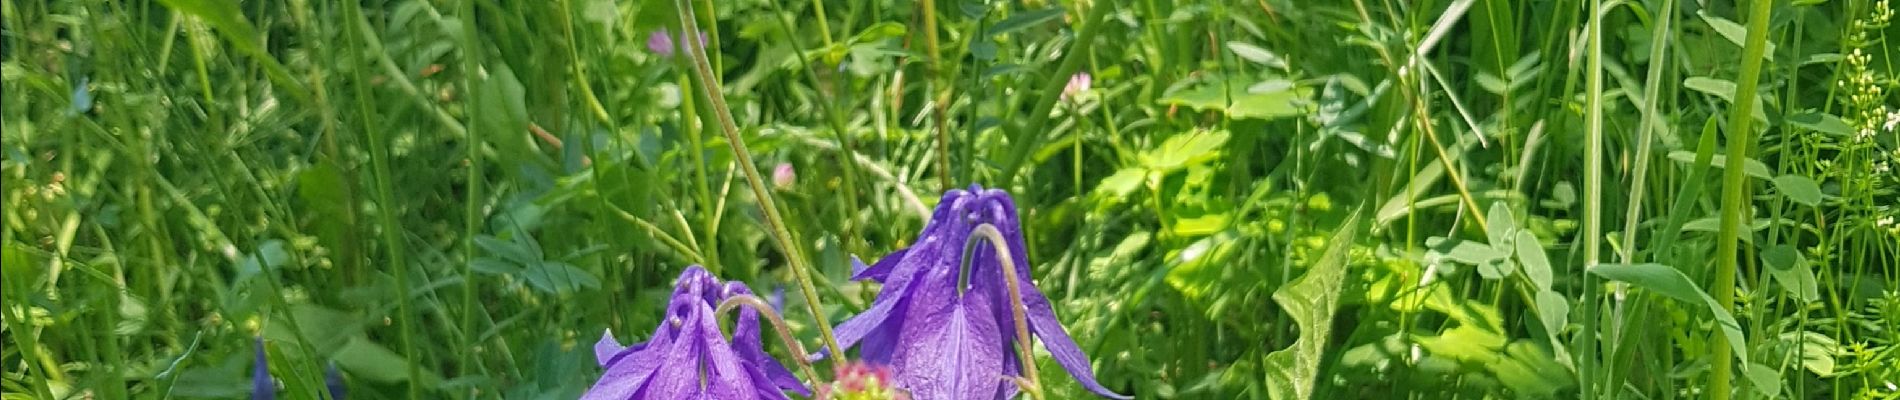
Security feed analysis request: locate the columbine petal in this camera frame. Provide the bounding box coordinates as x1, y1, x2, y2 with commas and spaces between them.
252, 337, 274, 400
834, 185, 1130, 399
585, 266, 807, 399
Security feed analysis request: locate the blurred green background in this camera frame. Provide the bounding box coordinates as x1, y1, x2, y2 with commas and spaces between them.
4, 0, 1899, 398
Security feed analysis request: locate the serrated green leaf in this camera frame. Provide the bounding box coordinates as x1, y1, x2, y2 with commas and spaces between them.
1140, 130, 1230, 172
1264, 211, 1361, 400
1159, 76, 1311, 121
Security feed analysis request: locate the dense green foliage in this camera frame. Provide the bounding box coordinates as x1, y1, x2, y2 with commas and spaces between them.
4, 0, 1899, 398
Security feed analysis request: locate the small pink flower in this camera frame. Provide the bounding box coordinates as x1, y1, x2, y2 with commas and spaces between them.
647, 29, 676, 57
1062, 72, 1092, 102
648, 29, 711, 58
773, 163, 796, 189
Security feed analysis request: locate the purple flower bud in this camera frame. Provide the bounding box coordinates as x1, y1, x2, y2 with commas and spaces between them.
773, 163, 796, 189
824, 185, 1130, 399
647, 29, 712, 59
647, 29, 676, 57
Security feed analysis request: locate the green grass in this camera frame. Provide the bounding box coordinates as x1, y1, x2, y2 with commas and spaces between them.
4, 0, 1899, 398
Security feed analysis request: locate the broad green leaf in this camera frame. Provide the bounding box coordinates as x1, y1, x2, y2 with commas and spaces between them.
1668, 151, 1771, 180
1745, 363, 1781, 397
988, 8, 1064, 36
1095, 167, 1146, 198
1590, 263, 1749, 367
1772, 174, 1823, 206
1491, 341, 1573, 398
1264, 211, 1361, 400
1171, 213, 1231, 237
1760, 244, 1819, 302
477, 64, 530, 140
1534, 290, 1568, 338
1684, 77, 1737, 103
1165, 232, 1241, 305
1159, 76, 1312, 121
1485, 201, 1515, 247
1140, 130, 1230, 172
1428, 237, 1510, 266
1699, 12, 1776, 60
1683, 76, 1767, 121
1778, 331, 1838, 376
1415, 324, 1507, 363
1226, 41, 1287, 68
521, 261, 601, 294
1785, 112, 1853, 136
334, 336, 444, 387
1515, 231, 1553, 291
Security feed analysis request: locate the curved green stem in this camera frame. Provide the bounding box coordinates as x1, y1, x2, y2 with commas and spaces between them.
968, 224, 1044, 400
716, 295, 823, 390
1581, 0, 1605, 397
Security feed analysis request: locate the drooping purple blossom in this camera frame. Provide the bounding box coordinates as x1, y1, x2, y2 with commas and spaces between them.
253, 337, 275, 400
828, 185, 1130, 399
252, 337, 347, 400
585, 266, 808, 399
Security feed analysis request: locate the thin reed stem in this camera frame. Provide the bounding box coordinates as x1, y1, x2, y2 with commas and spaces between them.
670, 0, 846, 359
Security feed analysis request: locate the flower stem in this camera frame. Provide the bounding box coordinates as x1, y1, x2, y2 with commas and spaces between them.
1712, 0, 1776, 398
670, 0, 846, 359
717, 295, 823, 390
969, 224, 1044, 400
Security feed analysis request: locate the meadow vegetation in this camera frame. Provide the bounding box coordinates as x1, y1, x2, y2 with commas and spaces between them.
3, 0, 1898, 398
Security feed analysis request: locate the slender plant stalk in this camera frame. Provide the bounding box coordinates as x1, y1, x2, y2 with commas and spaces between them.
760, 0, 869, 253
717, 295, 823, 389
340, 0, 423, 396
456, 0, 485, 388
1608, 0, 1675, 390
1711, 0, 1775, 398
971, 224, 1044, 400
996, 2, 1114, 187
1580, 0, 1606, 397
671, 0, 845, 359
921, 0, 952, 191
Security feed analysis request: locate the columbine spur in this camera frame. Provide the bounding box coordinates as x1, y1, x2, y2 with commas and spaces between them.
585, 266, 808, 399
829, 185, 1130, 399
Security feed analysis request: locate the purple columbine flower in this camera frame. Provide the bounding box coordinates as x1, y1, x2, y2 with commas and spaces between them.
253, 337, 275, 400
829, 185, 1129, 399
253, 337, 346, 400
585, 266, 809, 399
